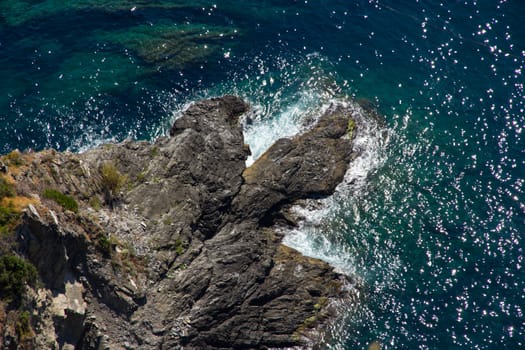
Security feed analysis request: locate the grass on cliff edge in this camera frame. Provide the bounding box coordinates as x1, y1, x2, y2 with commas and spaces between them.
0, 203, 19, 236
0, 176, 20, 245
0, 176, 15, 200
2, 150, 24, 167
42, 189, 79, 213
100, 162, 128, 206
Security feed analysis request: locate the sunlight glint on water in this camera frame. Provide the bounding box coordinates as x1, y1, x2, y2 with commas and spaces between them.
1, 0, 524, 348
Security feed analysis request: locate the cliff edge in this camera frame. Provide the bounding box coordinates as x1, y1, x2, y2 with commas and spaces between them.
0, 96, 362, 349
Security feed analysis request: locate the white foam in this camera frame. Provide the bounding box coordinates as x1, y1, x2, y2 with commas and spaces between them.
66, 120, 120, 153
243, 103, 303, 166
243, 92, 332, 166
281, 101, 391, 275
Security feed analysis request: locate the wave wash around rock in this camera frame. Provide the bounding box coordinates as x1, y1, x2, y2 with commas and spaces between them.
0, 95, 365, 349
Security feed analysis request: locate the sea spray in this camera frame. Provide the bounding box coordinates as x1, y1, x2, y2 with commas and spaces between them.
237, 90, 391, 275
282, 100, 390, 273
242, 93, 332, 166
274, 100, 394, 349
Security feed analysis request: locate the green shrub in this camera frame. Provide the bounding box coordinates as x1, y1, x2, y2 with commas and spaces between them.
0, 203, 20, 253
4, 150, 24, 166
100, 162, 127, 204
150, 146, 159, 158
16, 310, 32, 341
136, 171, 146, 183
88, 196, 102, 210
43, 189, 79, 213
174, 239, 186, 255
0, 202, 17, 224
0, 176, 15, 200
0, 204, 19, 230
98, 235, 112, 256
98, 234, 120, 257
0, 255, 38, 302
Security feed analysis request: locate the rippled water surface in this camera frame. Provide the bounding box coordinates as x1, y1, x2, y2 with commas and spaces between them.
1, 1, 524, 349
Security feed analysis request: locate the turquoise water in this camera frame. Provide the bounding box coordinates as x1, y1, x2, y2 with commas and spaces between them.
1, 1, 524, 348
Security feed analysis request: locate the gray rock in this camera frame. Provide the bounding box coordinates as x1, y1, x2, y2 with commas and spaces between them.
3, 95, 367, 349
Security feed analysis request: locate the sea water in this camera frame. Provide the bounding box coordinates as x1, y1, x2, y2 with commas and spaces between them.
1, 1, 524, 349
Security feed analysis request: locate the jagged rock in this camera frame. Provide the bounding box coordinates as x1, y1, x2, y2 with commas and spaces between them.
1, 95, 367, 349
232, 105, 356, 223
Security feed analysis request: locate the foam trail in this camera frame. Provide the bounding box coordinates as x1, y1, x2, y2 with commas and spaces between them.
282, 100, 390, 275
243, 103, 303, 166
243, 91, 331, 166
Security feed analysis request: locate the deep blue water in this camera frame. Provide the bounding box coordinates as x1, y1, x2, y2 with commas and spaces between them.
1, 1, 524, 349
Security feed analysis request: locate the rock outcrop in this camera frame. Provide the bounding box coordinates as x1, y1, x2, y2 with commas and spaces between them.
0, 95, 363, 349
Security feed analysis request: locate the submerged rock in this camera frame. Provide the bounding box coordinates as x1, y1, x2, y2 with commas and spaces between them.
0, 95, 365, 349
99, 23, 239, 71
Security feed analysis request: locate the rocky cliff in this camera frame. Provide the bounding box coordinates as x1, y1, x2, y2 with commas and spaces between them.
0, 95, 363, 349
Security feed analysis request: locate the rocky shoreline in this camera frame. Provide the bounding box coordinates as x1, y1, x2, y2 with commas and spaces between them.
0, 95, 364, 349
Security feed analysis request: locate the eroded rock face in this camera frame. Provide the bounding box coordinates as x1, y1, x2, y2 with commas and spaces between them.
1, 95, 364, 349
